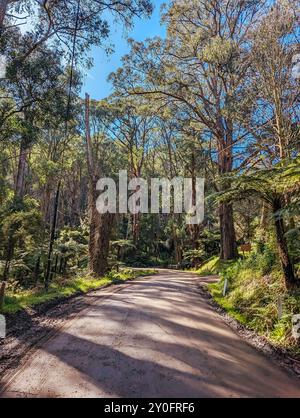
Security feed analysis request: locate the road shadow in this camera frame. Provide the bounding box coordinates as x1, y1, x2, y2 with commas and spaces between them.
1, 271, 300, 398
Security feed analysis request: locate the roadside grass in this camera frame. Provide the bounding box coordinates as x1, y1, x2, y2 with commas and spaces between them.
207, 281, 249, 325
196, 256, 235, 276
3, 269, 156, 314
198, 256, 300, 354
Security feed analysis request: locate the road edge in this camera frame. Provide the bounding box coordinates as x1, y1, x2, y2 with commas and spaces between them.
0, 272, 156, 393
196, 278, 300, 379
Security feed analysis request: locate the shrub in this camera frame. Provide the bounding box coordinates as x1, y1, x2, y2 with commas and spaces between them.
206, 253, 300, 353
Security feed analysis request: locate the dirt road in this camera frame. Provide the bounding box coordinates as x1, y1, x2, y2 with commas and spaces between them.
1, 270, 300, 398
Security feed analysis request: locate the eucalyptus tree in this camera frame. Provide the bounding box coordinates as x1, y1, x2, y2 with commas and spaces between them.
0, 43, 78, 198
87, 96, 158, 245
0, 0, 154, 191
242, 1, 300, 236
248, 1, 300, 164
110, 0, 269, 260
0, 0, 154, 284
0, 45, 82, 286
1, 1, 153, 52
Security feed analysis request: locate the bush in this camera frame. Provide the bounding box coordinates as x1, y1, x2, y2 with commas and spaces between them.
205, 252, 300, 353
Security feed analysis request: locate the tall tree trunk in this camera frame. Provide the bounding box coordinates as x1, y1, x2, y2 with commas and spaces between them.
2, 220, 16, 281
260, 201, 269, 229
273, 199, 298, 290
0, 0, 8, 29
174, 239, 182, 265
3, 133, 30, 282
219, 202, 238, 260
89, 209, 114, 276
85, 93, 114, 276
218, 127, 238, 261
132, 212, 140, 245
44, 182, 60, 291
188, 152, 201, 248
15, 137, 29, 199
171, 214, 182, 265
15, 112, 34, 199
0, 282, 5, 313
34, 256, 40, 287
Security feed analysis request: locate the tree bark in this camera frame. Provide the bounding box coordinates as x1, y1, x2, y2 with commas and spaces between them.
59, 257, 64, 274
260, 201, 269, 229
218, 127, 238, 261
3, 133, 30, 281
34, 256, 40, 287
0, 0, 9, 29
2, 225, 15, 281
44, 181, 61, 291
172, 216, 182, 265
219, 202, 238, 260
89, 209, 114, 276
188, 150, 201, 248
15, 111, 34, 199
273, 199, 298, 289
132, 213, 140, 245
0, 282, 6, 312
15, 138, 29, 199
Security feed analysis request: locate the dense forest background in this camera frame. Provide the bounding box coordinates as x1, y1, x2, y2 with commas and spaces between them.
0, 0, 300, 346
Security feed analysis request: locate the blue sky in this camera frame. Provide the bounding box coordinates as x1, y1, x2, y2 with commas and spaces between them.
81, 0, 167, 100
